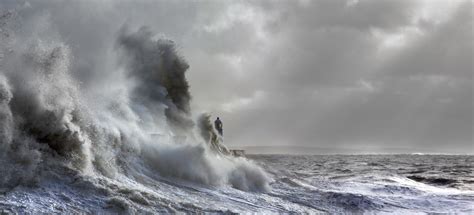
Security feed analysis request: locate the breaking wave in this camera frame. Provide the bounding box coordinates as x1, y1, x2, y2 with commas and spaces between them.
0, 10, 270, 197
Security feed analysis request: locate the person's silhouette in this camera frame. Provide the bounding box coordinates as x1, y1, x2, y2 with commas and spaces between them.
214, 117, 223, 136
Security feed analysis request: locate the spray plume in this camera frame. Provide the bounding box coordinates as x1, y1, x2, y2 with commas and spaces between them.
0, 10, 270, 193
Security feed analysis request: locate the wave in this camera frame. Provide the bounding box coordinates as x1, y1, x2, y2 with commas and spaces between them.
407, 175, 458, 186
323, 191, 384, 211
0, 11, 270, 195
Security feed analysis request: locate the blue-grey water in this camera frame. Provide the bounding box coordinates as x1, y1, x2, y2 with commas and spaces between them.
251, 154, 474, 214
1, 154, 472, 214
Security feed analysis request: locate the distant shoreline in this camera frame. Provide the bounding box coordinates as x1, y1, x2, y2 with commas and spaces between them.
228, 145, 474, 156
246, 153, 474, 156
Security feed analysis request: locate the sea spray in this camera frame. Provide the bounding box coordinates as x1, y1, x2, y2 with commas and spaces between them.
116, 26, 194, 135
0, 11, 271, 193
197, 113, 230, 154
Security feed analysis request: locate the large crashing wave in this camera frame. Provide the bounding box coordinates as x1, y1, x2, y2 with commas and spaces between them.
0, 12, 270, 192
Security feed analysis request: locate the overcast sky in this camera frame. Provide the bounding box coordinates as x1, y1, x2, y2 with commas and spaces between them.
4, 0, 473, 153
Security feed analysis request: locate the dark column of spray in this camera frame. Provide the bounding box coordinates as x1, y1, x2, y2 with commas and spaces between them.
116, 26, 194, 134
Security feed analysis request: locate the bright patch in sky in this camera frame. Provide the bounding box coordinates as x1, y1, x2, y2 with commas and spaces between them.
221, 90, 265, 113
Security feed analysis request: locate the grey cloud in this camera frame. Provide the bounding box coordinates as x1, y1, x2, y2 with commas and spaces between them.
256, 0, 417, 32
208, 0, 473, 153
380, 2, 473, 79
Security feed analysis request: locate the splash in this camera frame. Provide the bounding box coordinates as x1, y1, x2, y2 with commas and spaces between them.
197, 113, 230, 155
0, 11, 270, 192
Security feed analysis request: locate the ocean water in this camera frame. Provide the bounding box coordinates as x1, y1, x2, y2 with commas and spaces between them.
251, 154, 474, 214
1, 154, 472, 214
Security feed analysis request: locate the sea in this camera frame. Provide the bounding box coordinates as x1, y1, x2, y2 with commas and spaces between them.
1, 154, 472, 214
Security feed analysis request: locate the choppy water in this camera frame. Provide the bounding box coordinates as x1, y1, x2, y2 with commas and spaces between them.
252, 154, 474, 214
1, 154, 472, 214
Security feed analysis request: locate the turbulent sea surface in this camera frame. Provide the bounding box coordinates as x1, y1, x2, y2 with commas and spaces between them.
1, 154, 473, 213
251, 154, 474, 214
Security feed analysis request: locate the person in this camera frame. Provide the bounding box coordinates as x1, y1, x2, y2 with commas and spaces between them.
214, 117, 223, 136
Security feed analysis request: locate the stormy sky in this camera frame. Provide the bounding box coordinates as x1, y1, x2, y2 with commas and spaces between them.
2, 0, 473, 153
